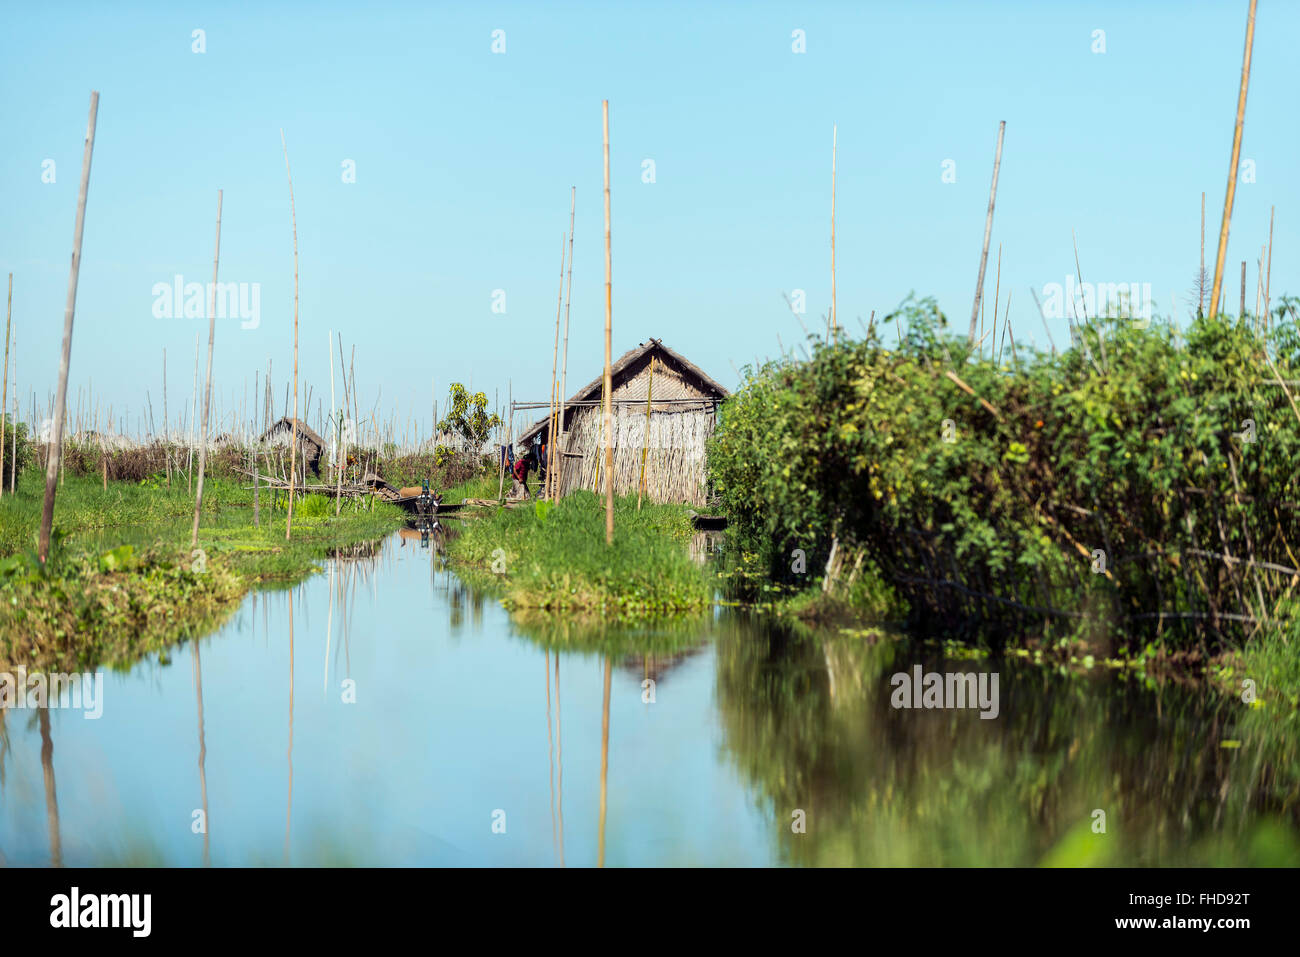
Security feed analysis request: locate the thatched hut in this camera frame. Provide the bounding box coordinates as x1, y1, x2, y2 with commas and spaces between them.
260, 416, 326, 476
516, 338, 728, 506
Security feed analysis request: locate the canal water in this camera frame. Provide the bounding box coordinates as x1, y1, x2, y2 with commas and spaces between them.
1, 528, 1295, 866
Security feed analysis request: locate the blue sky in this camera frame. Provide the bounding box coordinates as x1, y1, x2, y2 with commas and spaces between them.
2, 0, 1295, 439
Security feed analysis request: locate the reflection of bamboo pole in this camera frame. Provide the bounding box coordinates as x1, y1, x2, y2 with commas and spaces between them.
637, 357, 656, 510
597, 655, 611, 868
40, 91, 99, 564
39, 706, 62, 867
193, 638, 210, 867
602, 100, 614, 545
546, 650, 557, 862
555, 653, 564, 868
324, 560, 334, 694
1209, 0, 1257, 319
190, 189, 222, 549
285, 588, 295, 865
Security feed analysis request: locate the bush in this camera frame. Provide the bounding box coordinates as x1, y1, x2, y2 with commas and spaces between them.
708, 294, 1300, 653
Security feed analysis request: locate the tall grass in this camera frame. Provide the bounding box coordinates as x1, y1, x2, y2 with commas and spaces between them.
448, 491, 713, 616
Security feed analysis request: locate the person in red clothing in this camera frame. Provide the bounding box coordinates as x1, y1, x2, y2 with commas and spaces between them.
512, 438, 548, 498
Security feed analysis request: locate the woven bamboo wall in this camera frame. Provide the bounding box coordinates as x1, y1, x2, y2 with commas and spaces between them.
557, 403, 717, 506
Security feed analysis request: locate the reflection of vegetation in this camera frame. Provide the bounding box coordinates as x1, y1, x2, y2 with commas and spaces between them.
713, 615, 1300, 866
507, 609, 711, 658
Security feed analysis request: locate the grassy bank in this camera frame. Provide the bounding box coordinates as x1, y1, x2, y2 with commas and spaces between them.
0, 470, 404, 670
447, 491, 714, 617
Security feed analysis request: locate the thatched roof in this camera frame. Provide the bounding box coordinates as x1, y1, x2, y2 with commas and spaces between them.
517, 338, 728, 445
261, 416, 326, 450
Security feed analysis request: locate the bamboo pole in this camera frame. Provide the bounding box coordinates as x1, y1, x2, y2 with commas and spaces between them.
1, 273, 11, 500
1208, 0, 1257, 320
829, 123, 837, 342
968, 121, 1005, 343
329, 330, 335, 484
547, 231, 565, 499
637, 357, 656, 509
190, 189, 222, 549
282, 129, 301, 539
39, 92, 98, 564
558, 186, 576, 495
1240, 260, 1247, 317
1200, 192, 1206, 315
163, 348, 171, 488
602, 99, 614, 544
188, 332, 197, 493
1264, 204, 1274, 330
991, 244, 1001, 363
335, 335, 347, 514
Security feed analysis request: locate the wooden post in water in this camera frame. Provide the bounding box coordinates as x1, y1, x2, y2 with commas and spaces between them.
602, 99, 614, 545
190, 190, 222, 548
1, 272, 11, 500
39, 92, 98, 564
282, 129, 301, 540
968, 121, 1005, 344
1209, 0, 1257, 319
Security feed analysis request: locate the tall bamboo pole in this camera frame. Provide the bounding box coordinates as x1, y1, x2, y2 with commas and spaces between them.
1240, 261, 1247, 317
557, 186, 576, 495
547, 232, 566, 499
1264, 204, 1275, 330
335, 337, 347, 515
282, 129, 301, 539
602, 100, 614, 544
1209, 0, 1257, 320
188, 333, 197, 492
162, 348, 171, 488
1, 273, 11, 500
1200, 192, 1206, 315
829, 124, 837, 342
968, 121, 1005, 343
39, 92, 98, 564
190, 189, 222, 549
329, 330, 335, 485
637, 357, 656, 510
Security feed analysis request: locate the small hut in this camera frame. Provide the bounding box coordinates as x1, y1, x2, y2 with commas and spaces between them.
260, 416, 326, 477
516, 338, 728, 506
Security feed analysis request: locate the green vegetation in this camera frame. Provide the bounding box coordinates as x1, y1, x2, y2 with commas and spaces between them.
0, 470, 404, 670
709, 295, 1300, 662
446, 491, 714, 617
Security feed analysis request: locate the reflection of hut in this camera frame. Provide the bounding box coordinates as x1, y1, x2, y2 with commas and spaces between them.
516, 338, 728, 506
260, 417, 325, 476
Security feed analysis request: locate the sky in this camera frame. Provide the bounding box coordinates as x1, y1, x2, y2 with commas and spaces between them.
2, 0, 1296, 441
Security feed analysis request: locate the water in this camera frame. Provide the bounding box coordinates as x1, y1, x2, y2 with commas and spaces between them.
0, 529, 1295, 867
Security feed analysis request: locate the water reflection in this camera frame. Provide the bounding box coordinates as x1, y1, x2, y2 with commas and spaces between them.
0, 528, 1294, 866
